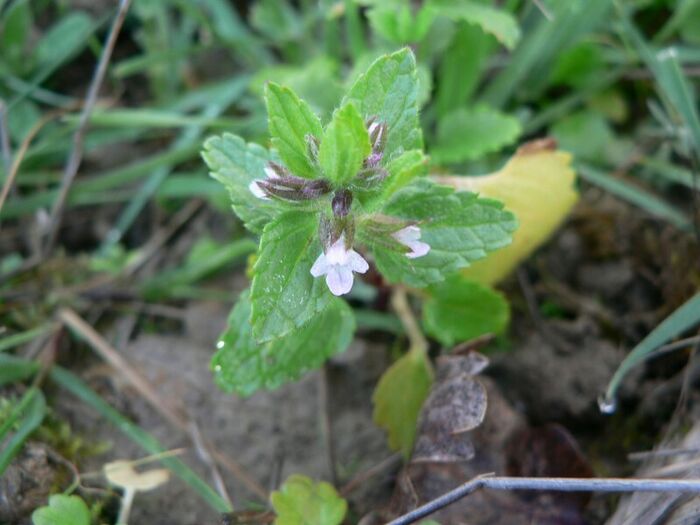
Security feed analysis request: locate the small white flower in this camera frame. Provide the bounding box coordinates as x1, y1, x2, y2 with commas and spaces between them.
310, 235, 369, 296
393, 225, 430, 259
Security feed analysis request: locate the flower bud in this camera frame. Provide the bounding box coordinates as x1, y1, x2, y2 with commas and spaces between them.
332, 189, 353, 217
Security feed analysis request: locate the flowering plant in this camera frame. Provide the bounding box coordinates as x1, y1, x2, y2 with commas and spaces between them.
202, 48, 517, 396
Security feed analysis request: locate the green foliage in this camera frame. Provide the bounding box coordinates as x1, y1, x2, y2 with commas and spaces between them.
429, 0, 520, 50
374, 179, 518, 287
203, 134, 280, 234
32, 495, 90, 525
604, 294, 700, 410
271, 475, 347, 525
0, 388, 46, 475
342, 48, 423, 159
373, 349, 433, 457
251, 212, 332, 342
423, 277, 510, 347
319, 103, 371, 185
431, 106, 522, 164
367, 3, 436, 44
265, 82, 324, 179
213, 291, 355, 396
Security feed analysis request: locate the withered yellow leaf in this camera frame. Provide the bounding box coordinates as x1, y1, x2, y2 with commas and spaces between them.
435, 139, 578, 285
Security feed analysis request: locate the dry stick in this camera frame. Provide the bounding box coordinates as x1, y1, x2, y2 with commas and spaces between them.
318, 365, 338, 486
57, 307, 269, 502
386, 474, 700, 525
44, 0, 132, 255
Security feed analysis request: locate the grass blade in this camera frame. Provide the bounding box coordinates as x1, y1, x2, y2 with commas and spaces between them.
0, 353, 39, 385
617, 9, 700, 155
602, 293, 700, 411
0, 388, 47, 475
578, 164, 692, 230
0, 324, 55, 353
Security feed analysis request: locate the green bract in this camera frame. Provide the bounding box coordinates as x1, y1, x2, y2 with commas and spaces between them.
203, 48, 518, 396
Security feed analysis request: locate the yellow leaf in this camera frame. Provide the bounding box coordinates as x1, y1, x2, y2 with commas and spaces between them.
435, 139, 578, 285
372, 349, 433, 458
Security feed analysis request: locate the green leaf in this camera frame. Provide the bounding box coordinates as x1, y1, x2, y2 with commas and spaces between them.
0, 0, 32, 65
34, 12, 93, 73
367, 4, 436, 45
371, 179, 517, 287
343, 48, 423, 161
0, 388, 46, 475
213, 291, 355, 396
319, 102, 371, 185
251, 58, 343, 118
251, 212, 331, 342
423, 277, 510, 347
0, 354, 38, 386
551, 111, 613, 163
550, 42, 606, 89
202, 133, 280, 234
444, 146, 579, 285
271, 474, 347, 525
373, 349, 433, 458
429, 0, 520, 50
431, 106, 521, 164
265, 82, 323, 179
32, 495, 90, 525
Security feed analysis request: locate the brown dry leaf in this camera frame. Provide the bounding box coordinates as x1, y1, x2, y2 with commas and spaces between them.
412, 353, 489, 464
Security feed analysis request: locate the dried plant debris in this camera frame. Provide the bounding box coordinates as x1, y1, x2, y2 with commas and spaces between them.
386, 352, 593, 524
412, 352, 489, 464
607, 415, 700, 525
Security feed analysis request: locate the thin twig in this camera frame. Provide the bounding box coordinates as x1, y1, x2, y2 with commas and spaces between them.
391, 288, 427, 355
387, 474, 700, 525
318, 365, 338, 486
44, 0, 133, 255
57, 307, 269, 501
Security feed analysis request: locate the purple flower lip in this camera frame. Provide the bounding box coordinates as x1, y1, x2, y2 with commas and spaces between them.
392, 225, 430, 259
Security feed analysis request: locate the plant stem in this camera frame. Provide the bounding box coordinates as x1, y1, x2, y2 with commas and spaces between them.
391, 288, 428, 356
